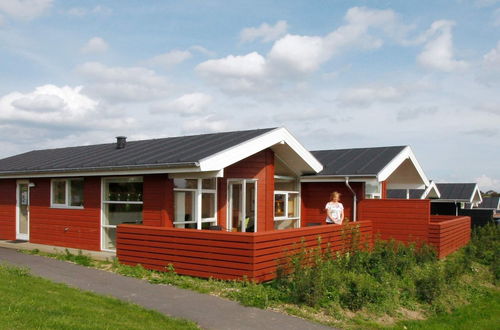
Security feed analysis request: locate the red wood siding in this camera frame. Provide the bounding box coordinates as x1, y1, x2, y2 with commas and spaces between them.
381, 181, 387, 199
0, 179, 16, 240
143, 174, 174, 227
217, 149, 275, 231
301, 182, 364, 226
29, 177, 101, 250
429, 215, 470, 258
117, 221, 372, 282
358, 199, 430, 243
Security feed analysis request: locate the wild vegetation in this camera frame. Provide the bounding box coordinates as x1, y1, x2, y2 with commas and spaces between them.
22, 222, 499, 329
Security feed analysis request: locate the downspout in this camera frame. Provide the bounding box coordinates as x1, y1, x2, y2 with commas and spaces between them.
345, 177, 357, 222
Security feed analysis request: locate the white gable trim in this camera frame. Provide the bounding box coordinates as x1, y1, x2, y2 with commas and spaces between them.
378, 146, 430, 186
471, 184, 483, 206
198, 127, 323, 173
422, 180, 441, 199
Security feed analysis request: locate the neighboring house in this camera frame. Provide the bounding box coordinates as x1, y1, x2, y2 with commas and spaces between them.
0, 127, 471, 281
301, 146, 430, 224
431, 183, 483, 216
387, 180, 441, 200
476, 197, 500, 212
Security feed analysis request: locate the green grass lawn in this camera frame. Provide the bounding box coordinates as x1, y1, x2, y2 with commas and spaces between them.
392, 290, 500, 330
0, 263, 198, 330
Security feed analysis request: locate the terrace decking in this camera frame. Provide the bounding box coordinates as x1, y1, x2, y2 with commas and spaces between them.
117, 199, 471, 282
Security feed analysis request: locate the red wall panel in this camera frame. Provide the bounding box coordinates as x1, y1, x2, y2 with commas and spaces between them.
29, 177, 101, 251
301, 182, 364, 226
217, 149, 275, 232
0, 179, 16, 240
143, 174, 174, 227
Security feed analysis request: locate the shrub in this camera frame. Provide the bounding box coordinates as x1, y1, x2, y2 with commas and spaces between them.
339, 272, 384, 311
415, 264, 444, 303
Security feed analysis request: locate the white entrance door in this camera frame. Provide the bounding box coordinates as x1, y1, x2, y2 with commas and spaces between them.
16, 181, 30, 240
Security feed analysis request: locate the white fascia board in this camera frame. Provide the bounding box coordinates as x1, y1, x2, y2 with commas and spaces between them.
300, 176, 376, 183
198, 127, 323, 173
422, 181, 441, 199
470, 184, 483, 205
377, 146, 430, 186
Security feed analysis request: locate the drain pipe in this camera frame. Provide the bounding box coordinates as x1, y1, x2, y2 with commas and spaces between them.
345, 177, 357, 222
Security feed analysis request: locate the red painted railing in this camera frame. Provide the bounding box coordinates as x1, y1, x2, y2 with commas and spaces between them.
117, 221, 372, 282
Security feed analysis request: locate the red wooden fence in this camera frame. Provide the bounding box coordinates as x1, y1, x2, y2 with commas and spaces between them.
117, 221, 373, 282
429, 215, 471, 258
358, 199, 431, 243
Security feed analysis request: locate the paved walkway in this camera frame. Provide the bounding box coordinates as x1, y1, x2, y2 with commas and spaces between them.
0, 248, 334, 330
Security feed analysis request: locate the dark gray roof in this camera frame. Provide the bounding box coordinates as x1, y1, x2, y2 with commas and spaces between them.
478, 197, 500, 209
435, 183, 477, 201
387, 189, 424, 199
0, 128, 276, 175
310, 146, 406, 176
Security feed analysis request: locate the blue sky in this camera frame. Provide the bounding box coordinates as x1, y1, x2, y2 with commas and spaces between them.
0, 0, 499, 190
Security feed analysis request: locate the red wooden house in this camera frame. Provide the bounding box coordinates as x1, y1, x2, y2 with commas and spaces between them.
0, 127, 470, 281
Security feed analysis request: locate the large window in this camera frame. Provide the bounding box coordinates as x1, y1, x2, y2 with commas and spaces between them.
51, 178, 84, 208
102, 177, 143, 251
173, 178, 217, 229
274, 180, 300, 230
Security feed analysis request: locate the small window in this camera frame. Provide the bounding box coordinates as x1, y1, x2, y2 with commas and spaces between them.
51, 178, 84, 208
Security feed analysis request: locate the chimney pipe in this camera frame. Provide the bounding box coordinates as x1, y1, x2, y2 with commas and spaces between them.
116, 136, 127, 149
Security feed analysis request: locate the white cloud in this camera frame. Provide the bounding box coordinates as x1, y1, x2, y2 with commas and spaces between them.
397, 106, 438, 121
196, 52, 268, 92
475, 174, 500, 191
147, 49, 192, 69
189, 45, 216, 57
0, 84, 98, 126
337, 85, 407, 107
65, 5, 111, 17
484, 41, 500, 66
493, 8, 500, 26
150, 93, 213, 115
417, 20, 467, 72
240, 20, 288, 43
76, 62, 170, 102
197, 7, 413, 92
182, 115, 229, 133
0, 0, 52, 20
81, 37, 109, 54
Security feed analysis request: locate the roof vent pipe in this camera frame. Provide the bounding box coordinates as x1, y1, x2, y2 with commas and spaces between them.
116, 136, 127, 149
345, 177, 357, 222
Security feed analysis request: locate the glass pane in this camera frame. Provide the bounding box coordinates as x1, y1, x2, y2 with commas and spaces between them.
288, 193, 299, 218
103, 227, 116, 250
173, 179, 197, 189
274, 219, 299, 230
52, 180, 66, 204
201, 193, 215, 219
245, 182, 256, 232
69, 179, 84, 207
202, 178, 216, 190
274, 194, 285, 217
174, 191, 195, 222
18, 184, 29, 235
105, 181, 143, 201
275, 181, 297, 191
104, 204, 143, 225
231, 183, 242, 231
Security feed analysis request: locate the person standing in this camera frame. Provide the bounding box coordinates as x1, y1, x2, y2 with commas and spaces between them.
325, 191, 344, 225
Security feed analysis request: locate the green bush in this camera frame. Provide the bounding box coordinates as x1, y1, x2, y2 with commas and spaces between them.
339, 272, 384, 311
414, 264, 444, 303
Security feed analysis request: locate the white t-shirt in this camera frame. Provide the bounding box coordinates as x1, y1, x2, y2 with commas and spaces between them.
325, 202, 344, 224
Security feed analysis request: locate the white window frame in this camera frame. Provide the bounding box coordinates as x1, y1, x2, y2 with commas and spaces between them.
101, 176, 144, 252
226, 178, 258, 233
50, 178, 84, 209
173, 178, 217, 230
274, 190, 300, 221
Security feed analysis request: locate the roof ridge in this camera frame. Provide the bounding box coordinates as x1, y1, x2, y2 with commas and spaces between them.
311, 145, 407, 153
